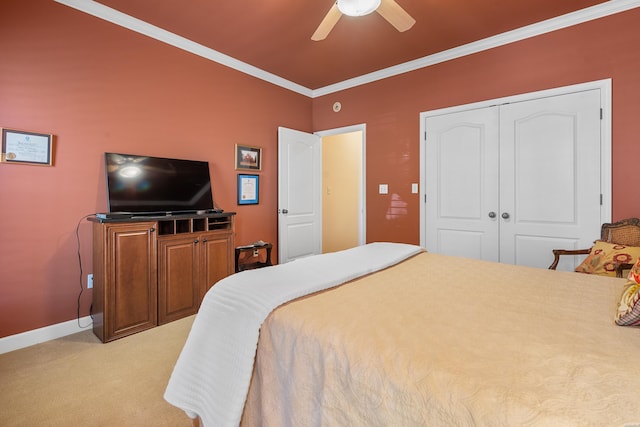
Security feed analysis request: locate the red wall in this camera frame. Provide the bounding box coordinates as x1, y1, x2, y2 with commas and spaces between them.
312, 8, 640, 244
0, 0, 311, 337
2, 1, 639, 338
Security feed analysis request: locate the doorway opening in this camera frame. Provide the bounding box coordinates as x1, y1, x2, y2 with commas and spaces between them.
318, 127, 366, 253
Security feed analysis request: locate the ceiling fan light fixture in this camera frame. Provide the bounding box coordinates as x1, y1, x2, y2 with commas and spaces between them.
337, 0, 381, 17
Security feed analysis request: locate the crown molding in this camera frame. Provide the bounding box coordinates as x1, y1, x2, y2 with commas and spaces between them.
54, 0, 314, 97
55, 0, 640, 99
312, 0, 640, 97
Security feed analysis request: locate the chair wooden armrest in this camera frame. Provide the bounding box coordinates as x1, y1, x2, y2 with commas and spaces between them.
615, 262, 634, 278
548, 248, 591, 270
548, 218, 640, 274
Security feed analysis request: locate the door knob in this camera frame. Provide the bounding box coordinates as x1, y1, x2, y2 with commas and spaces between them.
501, 212, 510, 219
488, 211, 496, 218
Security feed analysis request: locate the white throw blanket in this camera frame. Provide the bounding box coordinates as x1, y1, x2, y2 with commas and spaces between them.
164, 242, 423, 427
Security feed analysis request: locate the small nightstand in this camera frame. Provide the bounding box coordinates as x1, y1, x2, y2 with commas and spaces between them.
235, 242, 273, 272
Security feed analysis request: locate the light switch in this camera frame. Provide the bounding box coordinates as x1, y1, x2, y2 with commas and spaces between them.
379, 184, 388, 194
412, 183, 419, 194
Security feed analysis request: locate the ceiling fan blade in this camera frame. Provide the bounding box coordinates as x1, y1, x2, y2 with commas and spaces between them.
311, 4, 343, 41
376, 0, 416, 32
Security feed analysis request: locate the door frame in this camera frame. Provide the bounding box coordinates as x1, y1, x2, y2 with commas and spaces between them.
316, 124, 367, 247
419, 78, 612, 248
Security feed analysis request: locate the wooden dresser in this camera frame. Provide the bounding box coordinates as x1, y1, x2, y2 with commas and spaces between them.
89, 212, 235, 342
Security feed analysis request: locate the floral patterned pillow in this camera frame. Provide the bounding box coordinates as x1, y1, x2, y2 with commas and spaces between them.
615, 257, 640, 326
575, 240, 640, 276
627, 256, 640, 283
616, 287, 640, 327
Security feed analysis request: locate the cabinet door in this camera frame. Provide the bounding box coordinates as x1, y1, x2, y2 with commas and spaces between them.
200, 232, 234, 299
106, 222, 157, 340
157, 235, 200, 324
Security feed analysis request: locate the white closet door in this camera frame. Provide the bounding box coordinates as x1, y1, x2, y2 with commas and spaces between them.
499, 89, 602, 268
425, 107, 500, 261
425, 89, 602, 268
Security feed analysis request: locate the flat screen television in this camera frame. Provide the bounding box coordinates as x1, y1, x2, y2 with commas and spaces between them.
104, 152, 215, 215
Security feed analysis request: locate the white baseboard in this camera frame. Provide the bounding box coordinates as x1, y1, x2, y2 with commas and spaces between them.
0, 316, 93, 355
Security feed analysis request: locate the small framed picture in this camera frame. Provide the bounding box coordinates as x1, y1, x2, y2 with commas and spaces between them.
1, 128, 54, 166
235, 144, 262, 171
237, 174, 259, 205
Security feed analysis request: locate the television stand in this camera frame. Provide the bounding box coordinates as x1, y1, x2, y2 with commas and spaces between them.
89, 211, 236, 342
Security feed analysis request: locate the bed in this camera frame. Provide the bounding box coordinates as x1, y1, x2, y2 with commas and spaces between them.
164, 242, 640, 426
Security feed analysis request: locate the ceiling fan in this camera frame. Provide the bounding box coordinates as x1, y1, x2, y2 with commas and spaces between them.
312, 0, 416, 41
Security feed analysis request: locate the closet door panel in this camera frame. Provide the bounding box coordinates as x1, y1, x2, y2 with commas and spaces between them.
438, 127, 483, 218
499, 89, 602, 268
425, 107, 500, 261
512, 114, 576, 223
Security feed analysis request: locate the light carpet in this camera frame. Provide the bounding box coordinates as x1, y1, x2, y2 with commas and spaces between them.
0, 316, 195, 427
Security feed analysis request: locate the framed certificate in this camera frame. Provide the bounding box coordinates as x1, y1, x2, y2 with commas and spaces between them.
1, 128, 54, 166
237, 174, 259, 205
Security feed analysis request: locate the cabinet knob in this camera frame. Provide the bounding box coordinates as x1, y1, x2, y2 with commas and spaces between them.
202, 239, 207, 243
488, 211, 496, 218
501, 212, 510, 219
150, 227, 155, 233
194, 239, 199, 244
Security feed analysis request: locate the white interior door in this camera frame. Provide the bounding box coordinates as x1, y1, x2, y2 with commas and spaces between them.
277, 127, 322, 263
424, 87, 604, 269
425, 107, 500, 261
499, 90, 602, 268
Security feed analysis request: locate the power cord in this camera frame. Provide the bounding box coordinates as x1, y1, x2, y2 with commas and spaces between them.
76, 214, 95, 329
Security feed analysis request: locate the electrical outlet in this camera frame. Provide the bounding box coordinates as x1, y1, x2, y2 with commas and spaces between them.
87, 274, 93, 289
253, 249, 259, 257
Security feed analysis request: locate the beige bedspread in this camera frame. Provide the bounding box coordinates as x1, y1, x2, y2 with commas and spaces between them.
242, 252, 640, 426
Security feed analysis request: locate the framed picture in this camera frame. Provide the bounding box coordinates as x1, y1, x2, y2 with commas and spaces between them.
235, 144, 262, 171
1, 128, 54, 166
237, 174, 259, 205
